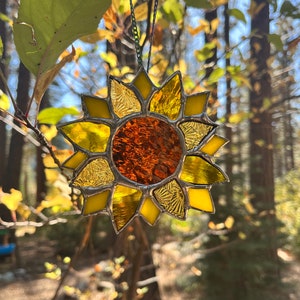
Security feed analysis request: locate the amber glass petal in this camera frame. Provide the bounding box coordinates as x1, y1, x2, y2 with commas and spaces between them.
111, 185, 142, 232
187, 188, 215, 213
179, 121, 214, 150
200, 135, 228, 156
153, 180, 186, 219
83, 190, 110, 215
82, 95, 112, 119
180, 156, 228, 185
149, 73, 182, 120
62, 151, 87, 169
110, 79, 141, 118
73, 158, 114, 187
184, 92, 209, 116
132, 68, 153, 100
61, 122, 110, 152
139, 197, 161, 225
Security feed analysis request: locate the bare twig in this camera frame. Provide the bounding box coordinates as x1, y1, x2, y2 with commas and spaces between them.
0, 217, 68, 229
0, 114, 42, 148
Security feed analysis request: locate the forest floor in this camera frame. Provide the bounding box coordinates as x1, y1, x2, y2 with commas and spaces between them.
0, 235, 299, 300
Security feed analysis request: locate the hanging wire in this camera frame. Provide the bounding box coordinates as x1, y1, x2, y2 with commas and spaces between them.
130, 0, 143, 67
147, 0, 159, 72
130, 0, 159, 71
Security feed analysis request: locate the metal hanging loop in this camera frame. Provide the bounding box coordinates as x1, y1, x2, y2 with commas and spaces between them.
130, 0, 159, 71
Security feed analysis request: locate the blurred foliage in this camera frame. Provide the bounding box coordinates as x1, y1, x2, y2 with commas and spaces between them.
276, 169, 300, 257
44, 215, 112, 256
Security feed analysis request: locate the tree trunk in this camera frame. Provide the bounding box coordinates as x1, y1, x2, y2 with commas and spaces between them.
249, 0, 280, 285
205, 8, 218, 121
36, 92, 49, 204
0, 0, 7, 186
3, 62, 30, 192
224, 3, 233, 199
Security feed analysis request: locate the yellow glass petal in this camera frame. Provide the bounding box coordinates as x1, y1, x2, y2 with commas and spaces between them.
153, 180, 186, 219
62, 151, 87, 169
61, 122, 110, 153
140, 197, 161, 225
83, 190, 110, 215
112, 185, 142, 232
187, 188, 215, 213
110, 79, 141, 118
82, 95, 112, 119
184, 92, 209, 116
73, 158, 114, 187
179, 121, 214, 150
132, 68, 153, 99
180, 156, 228, 185
149, 73, 182, 120
200, 135, 228, 156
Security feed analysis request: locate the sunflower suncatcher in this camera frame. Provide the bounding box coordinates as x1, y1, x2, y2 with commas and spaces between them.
58, 68, 229, 233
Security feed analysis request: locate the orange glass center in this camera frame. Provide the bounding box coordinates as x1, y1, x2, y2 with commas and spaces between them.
112, 116, 182, 185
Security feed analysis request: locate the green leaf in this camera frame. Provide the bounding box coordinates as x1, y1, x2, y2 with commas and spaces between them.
184, 0, 212, 9
13, 0, 111, 76
37, 107, 80, 125
229, 111, 250, 124
184, 0, 227, 9
226, 65, 241, 75
0, 37, 3, 58
0, 12, 12, 25
0, 89, 10, 111
207, 67, 225, 85
280, 1, 300, 18
162, 0, 184, 24
268, 34, 283, 51
195, 42, 216, 62
227, 8, 246, 24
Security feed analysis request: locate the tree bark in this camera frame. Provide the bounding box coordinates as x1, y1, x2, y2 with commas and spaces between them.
249, 0, 280, 281
205, 8, 218, 121
224, 3, 233, 199
0, 0, 7, 186
3, 62, 30, 192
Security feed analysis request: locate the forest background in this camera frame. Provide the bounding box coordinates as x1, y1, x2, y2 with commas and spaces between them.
0, 0, 299, 299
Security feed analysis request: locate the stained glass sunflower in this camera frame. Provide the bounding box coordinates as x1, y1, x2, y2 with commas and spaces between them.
58, 68, 229, 233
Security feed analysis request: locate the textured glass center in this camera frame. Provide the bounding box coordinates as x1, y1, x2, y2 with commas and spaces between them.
112, 116, 182, 185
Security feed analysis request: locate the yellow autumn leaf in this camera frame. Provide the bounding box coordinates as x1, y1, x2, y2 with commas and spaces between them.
238, 232, 247, 240
228, 111, 249, 124
244, 201, 256, 214
40, 125, 58, 142
45, 169, 60, 183
208, 221, 225, 230
210, 18, 219, 34
39, 195, 73, 213
100, 51, 118, 68
0, 188, 23, 211
187, 19, 210, 35
0, 89, 10, 111
80, 29, 115, 43
191, 265, 202, 276
15, 226, 36, 237
135, 2, 148, 21
94, 87, 108, 98
17, 203, 31, 219
43, 149, 74, 168
224, 215, 235, 229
